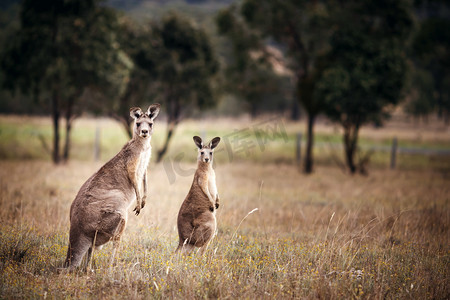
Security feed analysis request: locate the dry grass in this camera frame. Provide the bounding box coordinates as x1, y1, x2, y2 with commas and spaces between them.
0, 114, 449, 298
0, 156, 448, 299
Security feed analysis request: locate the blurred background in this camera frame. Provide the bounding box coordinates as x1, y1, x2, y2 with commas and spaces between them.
0, 0, 449, 173
0, 1, 449, 298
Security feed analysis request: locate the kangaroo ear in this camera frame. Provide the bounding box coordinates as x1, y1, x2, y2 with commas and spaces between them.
193, 136, 203, 149
209, 137, 221, 149
130, 107, 143, 119
147, 103, 161, 120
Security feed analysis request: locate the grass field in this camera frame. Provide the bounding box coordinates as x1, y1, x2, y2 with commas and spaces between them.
1, 114, 450, 170
0, 115, 449, 299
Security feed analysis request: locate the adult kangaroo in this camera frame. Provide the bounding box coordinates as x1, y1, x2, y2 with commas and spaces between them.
176, 136, 221, 254
64, 104, 160, 269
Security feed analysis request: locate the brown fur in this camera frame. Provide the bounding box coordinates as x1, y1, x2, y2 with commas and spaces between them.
176, 136, 221, 254
64, 104, 160, 269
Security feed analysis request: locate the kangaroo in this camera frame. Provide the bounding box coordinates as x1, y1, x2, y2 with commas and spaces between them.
176, 136, 221, 254
64, 104, 160, 269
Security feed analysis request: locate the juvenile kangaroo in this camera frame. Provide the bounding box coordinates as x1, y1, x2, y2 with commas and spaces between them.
64, 104, 160, 269
176, 136, 221, 254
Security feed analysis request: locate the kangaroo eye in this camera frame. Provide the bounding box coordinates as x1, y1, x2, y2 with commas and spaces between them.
136, 123, 141, 127
149, 123, 153, 128
201, 151, 204, 155
210, 152, 212, 155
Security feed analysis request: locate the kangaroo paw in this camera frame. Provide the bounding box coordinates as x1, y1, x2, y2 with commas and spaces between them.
133, 205, 141, 216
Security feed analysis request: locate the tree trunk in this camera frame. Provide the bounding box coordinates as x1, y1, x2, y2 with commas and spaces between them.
111, 73, 139, 139
156, 95, 181, 163
52, 90, 61, 164
344, 139, 356, 174
111, 112, 132, 139
111, 114, 132, 139
297, 70, 317, 174
250, 102, 258, 119
156, 120, 177, 163
50, 8, 61, 164
436, 84, 443, 119
343, 123, 359, 174
119, 76, 137, 139
63, 96, 75, 162
122, 118, 133, 139
291, 98, 300, 121
303, 113, 315, 174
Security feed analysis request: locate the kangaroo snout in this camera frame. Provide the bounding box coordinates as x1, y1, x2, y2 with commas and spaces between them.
139, 125, 151, 138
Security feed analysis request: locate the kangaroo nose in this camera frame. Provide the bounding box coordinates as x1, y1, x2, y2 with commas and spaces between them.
141, 129, 148, 134
205, 158, 209, 162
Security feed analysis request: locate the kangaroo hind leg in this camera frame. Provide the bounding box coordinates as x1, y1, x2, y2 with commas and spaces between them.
65, 232, 91, 270
109, 217, 126, 268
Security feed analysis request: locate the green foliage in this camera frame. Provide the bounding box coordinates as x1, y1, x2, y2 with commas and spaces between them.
222, 0, 334, 173
317, 0, 412, 126
404, 68, 436, 119
119, 13, 219, 116
239, 0, 330, 115
153, 13, 219, 109
216, 5, 291, 116
0, 0, 129, 162
0, 0, 130, 110
122, 13, 221, 161
412, 18, 450, 70
411, 14, 450, 119
315, 0, 413, 173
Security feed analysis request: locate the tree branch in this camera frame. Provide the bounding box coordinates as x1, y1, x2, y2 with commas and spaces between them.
286, 20, 309, 77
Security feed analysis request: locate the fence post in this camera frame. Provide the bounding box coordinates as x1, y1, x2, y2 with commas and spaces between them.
296, 132, 302, 167
390, 137, 397, 169
94, 124, 100, 161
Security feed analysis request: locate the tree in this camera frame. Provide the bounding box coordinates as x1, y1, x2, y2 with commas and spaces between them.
154, 14, 219, 162
142, 14, 220, 162
411, 9, 450, 123
216, 6, 289, 118
112, 14, 219, 163
218, 0, 331, 173
59, 5, 130, 162
1, 0, 128, 163
404, 68, 435, 123
317, 0, 413, 174
109, 17, 151, 138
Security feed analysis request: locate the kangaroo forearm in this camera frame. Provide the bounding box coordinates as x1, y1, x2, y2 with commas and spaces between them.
197, 177, 213, 203
199, 183, 214, 204
143, 172, 148, 198
132, 179, 142, 216
132, 176, 141, 203
141, 172, 147, 209
134, 184, 141, 205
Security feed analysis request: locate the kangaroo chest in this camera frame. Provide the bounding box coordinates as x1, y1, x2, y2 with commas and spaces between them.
136, 147, 151, 181
208, 171, 217, 199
